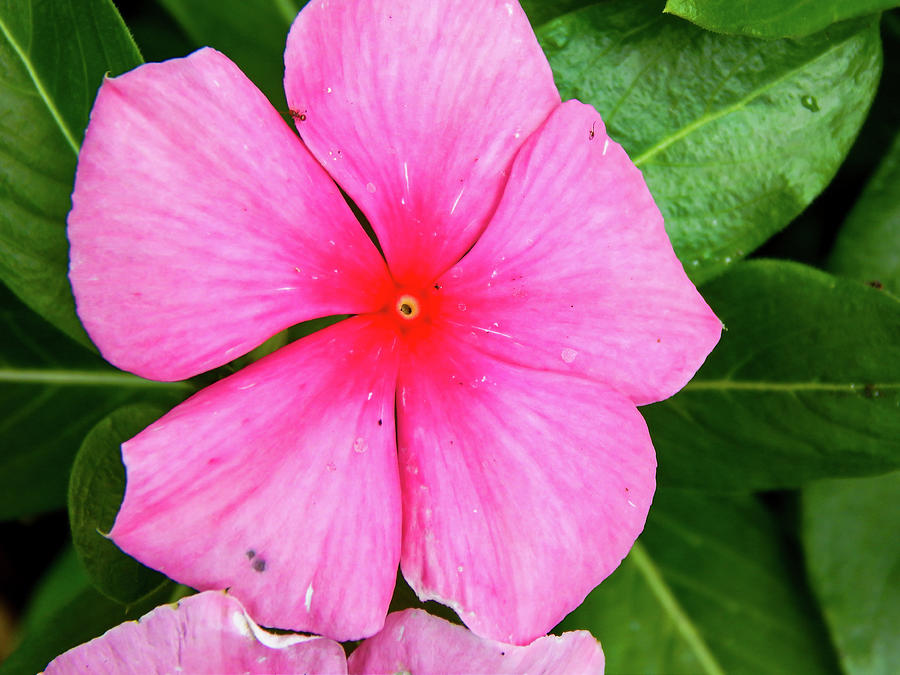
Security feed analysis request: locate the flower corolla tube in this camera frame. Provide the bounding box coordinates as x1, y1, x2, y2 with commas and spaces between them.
42, 591, 606, 674
68, 0, 721, 645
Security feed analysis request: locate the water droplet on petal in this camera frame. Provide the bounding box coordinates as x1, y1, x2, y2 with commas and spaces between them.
457, 302, 467, 311
366, 182, 377, 193
353, 437, 368, 453
561, 347, 578, 363
326, 462, 337, 472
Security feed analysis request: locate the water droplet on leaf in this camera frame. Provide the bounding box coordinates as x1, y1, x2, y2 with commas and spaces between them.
800, 95, 819, 112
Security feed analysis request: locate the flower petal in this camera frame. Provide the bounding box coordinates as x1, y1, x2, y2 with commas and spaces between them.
110, 317, 401, 640
284, 0, 560, 285
396, 330, 655, 644
436, 100, 722, 405
43, 591, 348, 674
348, 609, 605, 674
69, 48, 392, 382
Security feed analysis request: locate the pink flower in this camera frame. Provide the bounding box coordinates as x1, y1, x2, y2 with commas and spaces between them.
68, 0, 720, 645
42, 592, 605, 674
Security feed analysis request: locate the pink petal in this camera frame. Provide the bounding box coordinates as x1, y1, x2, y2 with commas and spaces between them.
348, 609, 605, 674
396, 330, 655, 644
110, 317, 401, 641
435, 100, 721, 405
69, 48, 392, 382
283, 0, 560, 286
43, 591, 348, 674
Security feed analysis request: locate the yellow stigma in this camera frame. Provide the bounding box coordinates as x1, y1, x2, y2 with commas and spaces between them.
396, 294, 421, 320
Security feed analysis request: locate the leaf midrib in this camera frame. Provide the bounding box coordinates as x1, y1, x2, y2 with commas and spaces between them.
631, 542, 727, 675
0, 13, 80, 154
684, 380, 900, 392
0, 368, 191, 388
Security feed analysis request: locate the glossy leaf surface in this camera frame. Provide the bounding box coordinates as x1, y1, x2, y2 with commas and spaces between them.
665, 0, 900, 38
0, 0, 141, 345
803, 472, 900, 675
829, 130, 900, 294
537, 2, 881, 283
644, 260, 900, 491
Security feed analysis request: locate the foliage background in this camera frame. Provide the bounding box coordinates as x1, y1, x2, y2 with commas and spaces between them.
0, 0, 897, 673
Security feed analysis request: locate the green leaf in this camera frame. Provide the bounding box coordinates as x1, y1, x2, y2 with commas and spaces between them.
0, 0, 142, 346
69, 405, 169, 604
803, 472, 900, 675
558, 490, 839, 674
0, 292, 192, 520
828, 130, 900, 294
665, 0, 900, 39
536, 3, 881, 284
643, 260, 900, 491
0, 546, 173, 675
156, 0, 303, 108
520, 0, 595, 27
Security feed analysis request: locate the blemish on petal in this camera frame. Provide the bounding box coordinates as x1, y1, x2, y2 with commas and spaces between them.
353, 437, 368, 453
252, 558, 267, 572
561, 347, 578, 363
246, 549, 256, 560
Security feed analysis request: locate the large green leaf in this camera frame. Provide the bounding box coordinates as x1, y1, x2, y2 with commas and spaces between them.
69, 405, 169, 605
803, 472, 900, 675
0, 292, 191, 520
828, 130, 900, 294
155, 0, 303, 107
558, 489, 839, 674
0, 0, 142, 346
0, 546, 173, 675
642, 260, 900, 492
536, 2, 881, 283
665, 0, 900, 39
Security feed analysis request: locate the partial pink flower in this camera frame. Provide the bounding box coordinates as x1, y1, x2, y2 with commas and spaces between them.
41, 591, 347, 674
68, 0, 720, 645
348, 609, 605, 674
42, 596, 603, 675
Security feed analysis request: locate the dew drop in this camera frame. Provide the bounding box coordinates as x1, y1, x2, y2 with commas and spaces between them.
326, 462, 337, 472
450, 266, 462, 279
366, 182, 377, 193
800, 94, 820, 112
561, 347, 578, 363
353, 437, 368, 453
457, 302, 467, 311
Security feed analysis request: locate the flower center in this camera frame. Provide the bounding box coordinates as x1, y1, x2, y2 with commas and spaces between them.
395, 293, 421, 321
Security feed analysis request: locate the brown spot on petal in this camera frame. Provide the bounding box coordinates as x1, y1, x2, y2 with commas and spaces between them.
252, 558, 267, 573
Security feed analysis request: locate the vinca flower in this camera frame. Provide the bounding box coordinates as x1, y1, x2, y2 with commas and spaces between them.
68, 0, 720, 645
42, 592, 605, 674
